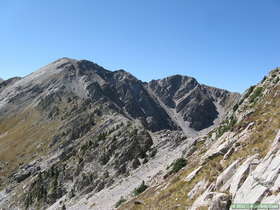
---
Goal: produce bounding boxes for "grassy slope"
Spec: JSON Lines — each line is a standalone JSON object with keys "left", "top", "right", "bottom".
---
{"left": 0, "top": 109, "right": 60, "bottom": 189}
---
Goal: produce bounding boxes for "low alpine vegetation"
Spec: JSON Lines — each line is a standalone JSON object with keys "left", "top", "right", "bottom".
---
{"left": 165, "top": 158, "right": 187, "bottom": 179}
{"left": 115, "top": 196, "right": 126, "bottom": 208}
{"left": 133, "top": 181, "right": 149, "bottom": 196}
{"left": 170, "top": 158, "right": 187, "bottom": 174}
{"left": 249, "top": 87, "right": 263, "bottom": 103}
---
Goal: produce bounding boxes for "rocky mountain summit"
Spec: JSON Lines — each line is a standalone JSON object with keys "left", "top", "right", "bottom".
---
{"left": 148, "top": 75, "right": 238, "bottom": 133}
{"left": 4, "top": 57, "right": 275, "bottom": 210}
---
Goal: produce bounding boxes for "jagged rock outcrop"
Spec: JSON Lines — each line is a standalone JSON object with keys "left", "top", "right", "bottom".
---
{"left": 232, "top": 130, "right": 280, "bottom": 206}
{"left": 148, "top": 75, "right": 239, "bottom": 132}
{"left": 0, "top": 77, "right": 21, "bottom": 95}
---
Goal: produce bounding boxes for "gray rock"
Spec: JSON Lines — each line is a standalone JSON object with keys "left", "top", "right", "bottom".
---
{"left": 12, "top": 162, "right": 41, "bottom": 183}
{"left": 13, "top": 171, "right": 31, "bottom": 183}
{"left": 223, "top": 147, "right": 235, "bottom": 160}
{"left": 215, "top": 159, "right": 241, "bottom": 190}
{"left": 132, "top": 158, "right": 141, "bottom": 169}
{"left": 203, "top": 132, "right": 236, "bottom": 161}
{"left": 209, "top": 192, "right": 231, "bottom": 210}
{"left": 185, "top": 166, "right": 202, "bottom": 182}
{"left": 233, "top": 149, "right": 280, "bottom": 205}
{"left": 188, "top": 179, "right": 209, "bottom": 199}
{"left": 229, "top": 154, "right": 259, "bottom": 198}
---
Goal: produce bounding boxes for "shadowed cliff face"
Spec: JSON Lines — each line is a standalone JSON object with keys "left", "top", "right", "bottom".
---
{"left": 148, "top": 75, "right": 239, "bottom": 131}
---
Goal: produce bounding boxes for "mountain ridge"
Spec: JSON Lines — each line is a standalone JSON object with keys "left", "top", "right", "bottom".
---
{"left": 0, "top": 58, "right": 239, "bottom": 133}
{"left": 0, "top": 58, "right": 241, "bottom": 210}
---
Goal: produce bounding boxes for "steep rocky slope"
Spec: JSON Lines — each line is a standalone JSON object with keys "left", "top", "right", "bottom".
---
{"left": 148, "top": 75, "right": 239, "bottom": 134}
{"left": 120, "top": 68, "right": 280, "bottom": 210}
{"left": 0, "top": 58, "right": 238, "bottom": 210}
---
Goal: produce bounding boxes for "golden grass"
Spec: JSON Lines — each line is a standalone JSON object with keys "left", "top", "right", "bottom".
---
{"left": 0, "top": 109, "right": 60, "bottom": 187}
{"left": 227, "top": 85, "right": 280, "bottom": 164}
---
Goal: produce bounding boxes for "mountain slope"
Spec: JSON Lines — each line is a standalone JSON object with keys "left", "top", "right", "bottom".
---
{"left": 0, "top": 58, "right": 239, "bottom": 210}
{"left": 0, "top": 58, "right": 176, "bottom": 131}
{"left": 148, "top": 75, "right": 239, "bottom": 134}
{"left": 120, "top": 68, "right": 280, "bottom": 210}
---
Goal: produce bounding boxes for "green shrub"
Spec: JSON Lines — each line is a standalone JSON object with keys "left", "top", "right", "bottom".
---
{"left": 229, "top": 117, "right": 237, "bottom": 128}
{"left": 249, "top": 87, "right": 263, "bottom": 103}
{"left": 170, "top": 158, "right": 187, "bottom": 174}
{"left": 233, "top": 104, "right": 239, "bottom": 112}
{"left": 133, "top": 181, "right": 148, "bottom": 196}
{"left": 239, "top": 85, "right": 255, "bottom": 105}
{"left": 115, "top": 196, "right": 126, "bottom": 208}
{"left": 246, "top": 86, "right": 255, "bottom": 98}
{"left": 217, "top": 125, "right": 229, "bottom": 138}
{"left": 216, "top": 116, "right": 237, "bottom": 138}
{"left": 97, "top": 132, "right": 107, "bottom": 141}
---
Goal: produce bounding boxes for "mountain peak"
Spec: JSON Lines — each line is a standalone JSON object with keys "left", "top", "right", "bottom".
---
{"left": 52, "top": 57, "right": 77, "bottom": 63}
{"left": 165, "top": 74, "right": 196, "bottom": 80}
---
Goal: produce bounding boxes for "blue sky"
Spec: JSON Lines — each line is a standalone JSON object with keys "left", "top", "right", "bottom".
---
{"left": 1, "top": 0, "right": 280, "bottom": 92}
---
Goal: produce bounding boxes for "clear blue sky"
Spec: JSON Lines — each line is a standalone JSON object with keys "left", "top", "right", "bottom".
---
{"left": 1, "top": 0, "right": 280, "bottom": 92}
